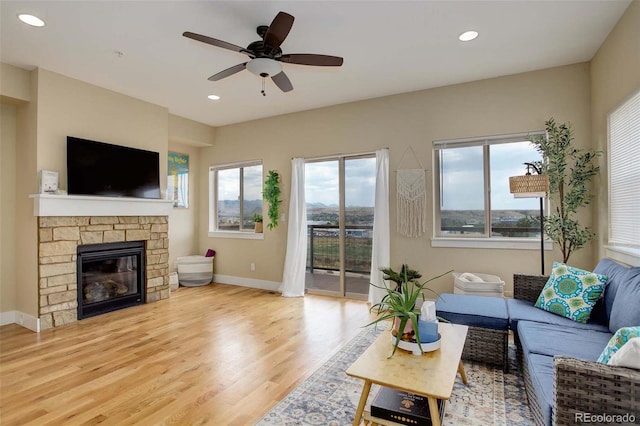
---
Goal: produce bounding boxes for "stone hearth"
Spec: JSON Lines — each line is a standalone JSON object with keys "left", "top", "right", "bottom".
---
{"left": 38, "top": 216, "right": 169, "bottom": 329}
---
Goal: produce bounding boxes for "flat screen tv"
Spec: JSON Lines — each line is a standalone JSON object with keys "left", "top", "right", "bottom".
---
{"left": 67, "top": 136, "right": 161, "bottom": 199}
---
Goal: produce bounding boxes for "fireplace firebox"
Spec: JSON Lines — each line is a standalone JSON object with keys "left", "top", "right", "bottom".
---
{"left": 77, "top": 241, "right": 146, "bottom": 319}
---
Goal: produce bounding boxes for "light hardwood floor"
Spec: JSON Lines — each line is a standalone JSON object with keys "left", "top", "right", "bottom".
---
{"left": 0, "top": 284, "right": 374, "bottom": 425}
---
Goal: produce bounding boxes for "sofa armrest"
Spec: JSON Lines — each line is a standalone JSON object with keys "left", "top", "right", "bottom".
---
{"left": 554, "top": 356, "right": 640, "bottom": 425}
{"left": 513, "top": 274, "right": 548, "bottom": 303}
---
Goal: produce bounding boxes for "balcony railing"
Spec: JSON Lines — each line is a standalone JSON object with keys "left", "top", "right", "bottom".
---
{"left": 307, "top": 225, "right": 373, "bottom": 275}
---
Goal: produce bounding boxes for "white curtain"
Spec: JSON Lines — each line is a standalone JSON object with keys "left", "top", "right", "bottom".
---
{"left": 280, "top": 158, "right": 307, "bottom": 297}
{"left": 368, "top": 149, "right": 390, "bottom": 305}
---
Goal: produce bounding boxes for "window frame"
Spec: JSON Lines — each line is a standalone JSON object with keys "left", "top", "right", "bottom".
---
{"left": 208, "top": 160, "right": 264, "bottom": 240}
{"left": 605, "top": 89, "right": 640, "bottom": 266}
{"left": 431, "top": 131, "right": 553, "bottom": 250}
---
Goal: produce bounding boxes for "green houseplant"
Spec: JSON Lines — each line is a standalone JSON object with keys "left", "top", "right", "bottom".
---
{"left": 264, "top": 170, "right": 282, "bottom": 230}
{"left": 365, "top": 265, "right": 451, "bottom": 357}
{"left": 252, "top": 213, "right": 263, "bottom": 233}
{"left": 380, "top": 264, "right": 422, "bottom": 291}
{"left": 528, "top": 118, "right": 601, "bottom": 263}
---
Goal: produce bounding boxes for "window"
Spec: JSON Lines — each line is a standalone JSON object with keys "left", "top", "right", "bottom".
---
{"left": 433, "top": 133, "right": 544, "bottom": 245}
{"left": 209, "top": 161, "right": 263, "bottom": 236}
{"left": 607, "top": 89, "right": 640, "bottom": 262}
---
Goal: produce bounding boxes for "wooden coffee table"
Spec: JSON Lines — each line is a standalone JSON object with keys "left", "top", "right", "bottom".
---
{"left": 346, "top": 322, "right": 468, "bottom": 426}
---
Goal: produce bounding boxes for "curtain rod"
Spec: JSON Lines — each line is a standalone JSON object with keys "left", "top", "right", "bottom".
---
{"left": 292, "top": 148, "right": 388, "bottom": 162}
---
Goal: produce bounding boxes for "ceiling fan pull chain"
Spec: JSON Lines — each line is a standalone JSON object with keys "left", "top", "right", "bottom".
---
{"left": 261, "top": 77, "right": 266, "bottom": 96}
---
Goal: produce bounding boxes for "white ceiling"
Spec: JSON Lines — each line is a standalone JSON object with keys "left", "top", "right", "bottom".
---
{"left": 1, "top": 1, "right": 631, "bottom": 127}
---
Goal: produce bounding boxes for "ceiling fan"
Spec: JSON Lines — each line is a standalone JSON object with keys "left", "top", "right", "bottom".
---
{"left": 183, "top": 11, "right": 343, "bottom": 95}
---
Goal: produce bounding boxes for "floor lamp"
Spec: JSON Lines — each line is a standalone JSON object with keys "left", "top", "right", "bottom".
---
{"left": 509, "top": 163, "right": 550, "bottom": 275}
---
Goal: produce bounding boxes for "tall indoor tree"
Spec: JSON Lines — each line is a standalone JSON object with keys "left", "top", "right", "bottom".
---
{"left": 529, "top": 118, "right": 601, "bottom": 264}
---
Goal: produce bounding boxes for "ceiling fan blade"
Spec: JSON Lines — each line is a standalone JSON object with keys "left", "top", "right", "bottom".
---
{"left": 280, "top": 54, "right": 343, "bottom": 67}
{"left": 208, "top": 63, "right": 247, "bottom": 81}
{"left": 183, "top": 31, "right": 245, "bottom": 54}
{"left": 263, "top": 12, "right": 294, "bottom": 51}
{"left": 271, "top": 71, "right": 293, "bottom": 92}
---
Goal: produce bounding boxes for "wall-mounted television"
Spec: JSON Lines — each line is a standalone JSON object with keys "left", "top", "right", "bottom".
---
{"left": 67, "top": 136, "right": 161, "bottom": 199}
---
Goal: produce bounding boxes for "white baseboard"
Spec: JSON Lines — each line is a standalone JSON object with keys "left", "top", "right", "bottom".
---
{"left": 213, "top": 274, "right": 281, "bottom": 292}
{"left": 0, "top": 310, "right": 16, "bottom": 326}
{"left": 0, "top": 310, "right": 40, "bottom": 332}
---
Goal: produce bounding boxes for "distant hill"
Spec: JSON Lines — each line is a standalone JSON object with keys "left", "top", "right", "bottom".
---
{"left": 218, "top": 199, "right": 263, "bottom": 217}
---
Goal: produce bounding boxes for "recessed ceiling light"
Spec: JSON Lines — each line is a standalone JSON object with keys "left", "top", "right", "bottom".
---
{"left": 18, "top": 13, "right": 45, "bottom": 27}
{"left": 459, "top": 30, "right": 478, "bottom": 42}
{"left": 207, "top": 94, "right": 220, "bottom": 101}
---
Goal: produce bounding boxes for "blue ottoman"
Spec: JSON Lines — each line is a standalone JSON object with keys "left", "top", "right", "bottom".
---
{"left": 436, "top": 293, "right": 509, "bottom": 371}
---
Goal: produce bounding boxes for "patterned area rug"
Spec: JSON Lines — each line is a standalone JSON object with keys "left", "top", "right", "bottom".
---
{"left": 256, "top": 326, "right": 534, "bottom": 426}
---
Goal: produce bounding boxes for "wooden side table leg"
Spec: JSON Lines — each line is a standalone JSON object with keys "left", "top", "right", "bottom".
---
{"left": 427, "top": 396, "right": 441, "bottom": 426}
{"left": 458, "top": 360, "right": 468, "bottom": 385}
{"left": 352, "top": 379, "right": 372, "bottom": 426}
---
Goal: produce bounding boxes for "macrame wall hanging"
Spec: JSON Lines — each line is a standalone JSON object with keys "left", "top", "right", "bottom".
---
{"left": 396, "top": 147, "right": 427, "bottom": 238}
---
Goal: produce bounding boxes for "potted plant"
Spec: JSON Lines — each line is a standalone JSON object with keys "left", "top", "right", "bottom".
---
{"left": 365, "top": 265, "right": 451, "bottom": 357}
{"left": 380, "top": 264, "right": 422, "bottom": 292}
{"left": 252, "top": 213, "right": 263, "bottom": 233}
{"left": 528, "top": 118, "right": 601, "bottom": 263}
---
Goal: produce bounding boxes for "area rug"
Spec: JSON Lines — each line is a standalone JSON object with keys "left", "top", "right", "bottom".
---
{"left": 256, "top": 326, "right": 534, "bottom": 425}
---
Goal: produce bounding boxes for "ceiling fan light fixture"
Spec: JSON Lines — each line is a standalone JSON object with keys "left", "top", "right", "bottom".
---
{"left": 18, "top": 13, "right": 45, "bottom": 27}
{"left": 459, "top": 30, "right": 479, "bottom": 42}
{"left": 246, "top": 58, "right": 282, "bottom": 78}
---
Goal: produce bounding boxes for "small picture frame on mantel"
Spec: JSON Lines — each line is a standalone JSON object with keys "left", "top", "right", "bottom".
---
{"left": 39, "top": 170, "right": 59, "bottom": 194}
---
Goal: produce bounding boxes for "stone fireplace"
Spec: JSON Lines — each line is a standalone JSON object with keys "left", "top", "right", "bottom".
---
{"left": 33, "top": 194, "right": 173, "bottom": 330}
{"left": 77, "top": 240, "right": 146, "bottom": 319}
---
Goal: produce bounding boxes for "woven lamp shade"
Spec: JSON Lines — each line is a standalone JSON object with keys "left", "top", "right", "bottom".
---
{"left": 509, "top": 174, "right": 549, "bottom": 198}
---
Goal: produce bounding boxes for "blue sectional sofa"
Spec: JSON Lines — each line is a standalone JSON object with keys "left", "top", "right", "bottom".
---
{"left": 436, "top": 259, "right": 640, "bottom": 426}
{"left": 511, "top": 259, "right": 640, "bottom": 426}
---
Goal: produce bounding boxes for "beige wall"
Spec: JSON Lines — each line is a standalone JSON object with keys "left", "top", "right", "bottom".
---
{"left": 1, "top": 104, "right": 18, "bottom": 313}
{"left": 590, "top": 0, "right": 640, "bottom": 263}
{"left": 169, "top": 114, "right": 215, "bottom": 148}
{"left": 1, "top": 63, "right": 31, "bottom": 103}
{"left": 202, "top": 63, "right": 594, "bottom": 295}
{"left": 35, "top": 69, "right": 169, "bottom": 191}
{"left": 168, "top": 141, "right": 202, "bottom": 272}
{"left": 15, "top": 69, "right": 39, "bottom": 317}
{"left": 168, "top": 115, "right": 213, "bottom": 270}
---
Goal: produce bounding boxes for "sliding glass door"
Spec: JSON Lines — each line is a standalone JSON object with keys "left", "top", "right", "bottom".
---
{"left": 304, "top": 155, "right": 375, "bottom": 299}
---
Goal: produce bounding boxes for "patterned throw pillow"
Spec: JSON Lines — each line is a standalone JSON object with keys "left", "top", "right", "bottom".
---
{"left": 534, "top": 262, "right": 607, "bottom": 323}
{"left": 597, "top": 327, "right": 640, "bottom": 364}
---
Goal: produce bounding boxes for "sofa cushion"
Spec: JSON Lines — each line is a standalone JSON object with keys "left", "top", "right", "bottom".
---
{"left": 506, "top": 298, "right": 609, "bottom": 333}
{"left": 597, "top": 326, "right": 640, "bottom": 364}
{"left": 534, "top": 262, "right": 607, "bottom": 324}
{"left": 526, "top": 353, "right": 554, "bottom": 426}
{"left": 518, "top": 321, "right": 612, "bottom": 361}
{"left": 435, "top": 293, "right": 508, "bottom": 330}
{"left": 592, "top": 258, "right": 632, "bottom": 324}
{"left": 608, "top": 267, "right": 640, "bottom": 333}
{"left": 608, "top": 338, "right": 640, "bottom": 369}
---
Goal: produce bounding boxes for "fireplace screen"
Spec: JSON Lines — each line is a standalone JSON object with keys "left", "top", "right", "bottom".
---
{"left": 77, "top": 241, "right": 145, "bottom": 319}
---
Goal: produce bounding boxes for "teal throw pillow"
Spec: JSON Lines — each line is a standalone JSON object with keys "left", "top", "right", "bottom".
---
{"left": 534, "top": 262, "right": 607, "bottom": 323}
{"left": 597, "top": 326, "right": 640, "bottom": 364}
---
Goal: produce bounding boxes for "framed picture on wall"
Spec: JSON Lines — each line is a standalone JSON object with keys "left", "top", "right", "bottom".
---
{"left": 168, "top": 152, "right": 189, "bottom": 208}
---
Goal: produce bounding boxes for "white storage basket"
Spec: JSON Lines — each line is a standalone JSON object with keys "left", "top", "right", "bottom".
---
{"left": 452, "top": 272, "right": 504, "bottom": 297}
{"left": 176, "top": 255, "right": 213, "bottom": 287}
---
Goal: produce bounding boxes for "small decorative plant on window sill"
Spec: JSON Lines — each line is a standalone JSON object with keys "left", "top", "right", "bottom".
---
{"left": 253, "top": 213, "right": 263, "bottom": 233}
{"left": 365, "top": 264, "right": 451, "bottom": 357}
{"left": 264, "top": 170, "right": 282, "bottom": 230}
{"left": 528, "top": 118, "right": 601, "bottom": 264}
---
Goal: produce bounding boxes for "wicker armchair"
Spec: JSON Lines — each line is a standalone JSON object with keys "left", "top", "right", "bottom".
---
{"left": 513, "top": 273, "right": 640, "bottom": 426}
